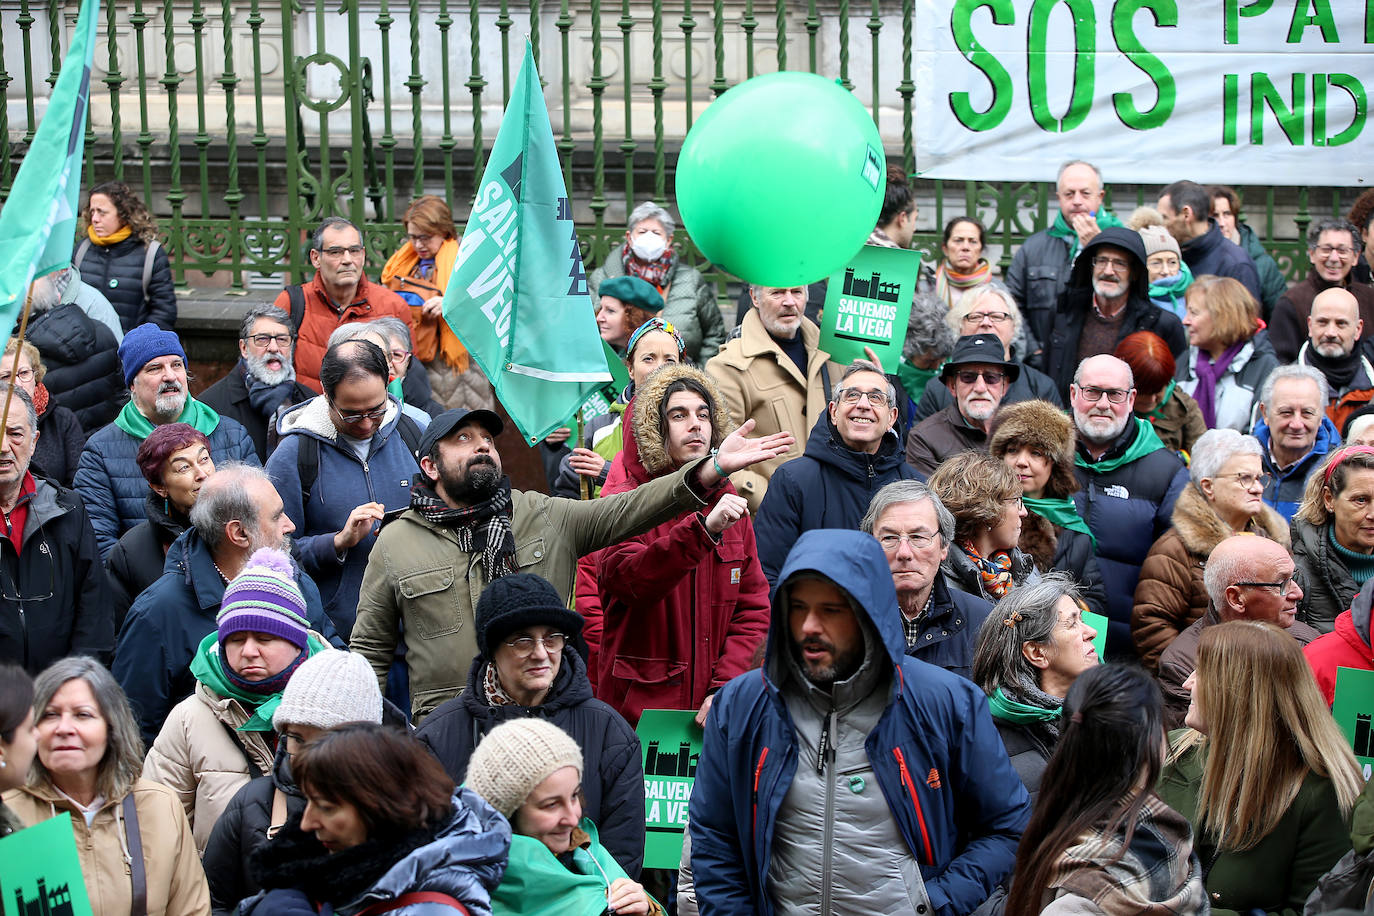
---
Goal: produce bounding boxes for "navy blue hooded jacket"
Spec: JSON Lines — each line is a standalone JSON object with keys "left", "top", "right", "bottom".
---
{"left": 754, "top": 413, "right": 922, "bottom": 585}
{"left": 1255, "top": 413, "right": 1341, "bottom": 524}
{"left": 688, "top": 530, "right": 1029, "bottom": 916}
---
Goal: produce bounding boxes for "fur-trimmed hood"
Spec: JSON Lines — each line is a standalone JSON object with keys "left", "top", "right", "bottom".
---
{"left": 628, "top": 363, "right": 734, "bottom": 478}
{"left": 1170, "top": 481, "right": 1291, "bottom": 559}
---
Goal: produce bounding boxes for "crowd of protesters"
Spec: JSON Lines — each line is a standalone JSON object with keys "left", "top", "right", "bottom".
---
{"left": 5, "top": 168, "right": 1374, "bottom": 915}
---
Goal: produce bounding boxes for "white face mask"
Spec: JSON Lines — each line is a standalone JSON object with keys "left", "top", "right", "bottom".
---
{"left": 631, "top": 231, "right": 667, "bottom": 262}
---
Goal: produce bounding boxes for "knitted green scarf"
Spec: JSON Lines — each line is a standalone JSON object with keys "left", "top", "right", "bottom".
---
{"left": 1022, "top": 495, "right": 1097, "bottom": 548}
{"left": 114, "top": 396, "right": 220, "bottom": 440}
{"left": 1148, "top": 263, "right": 1194, "bottom": 318}
{"left": 189, "top": 630, "right": 328, "bottom": 732}
{"left": 987, "top": 686, "right": 1062, "bottom": 724}
{"left": 898, "top": 360, "right": 942, "bottom": 406}
{"left": 1075, "top": 418, "right": 1166, "bottom": 475}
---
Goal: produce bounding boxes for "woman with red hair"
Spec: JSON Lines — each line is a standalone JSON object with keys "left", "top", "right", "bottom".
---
{"left": 1116, "top": 331, "right": 1206, "bottom": 457}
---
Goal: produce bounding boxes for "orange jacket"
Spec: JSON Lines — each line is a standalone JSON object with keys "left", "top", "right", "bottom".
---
{"left": 380, "top": 237, "right": 469, "bottom": 372}
{"left": 276, "top": 272, "right": 413, "bottom": 393}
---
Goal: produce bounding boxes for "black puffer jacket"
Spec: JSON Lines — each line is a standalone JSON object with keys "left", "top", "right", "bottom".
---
{"left": 993, "top": 719, "right": 1056, "bottom": 805}
{"left": 27, "top": 301, "right": 125, "bottom": 433}
{"left": 1293, "top": 517, "right": 1359, "bottom": 636}
{"left": 414, "top": 647, "right": 646, "bottom": 877}
{"left": 105, "top": 492, "right": 189, "bottom": 631}
{"left": 33, "top": 401, "right": 85, "bottom": 488}
{"left": 74, "top": 236, "right": 177, "bottom": 331}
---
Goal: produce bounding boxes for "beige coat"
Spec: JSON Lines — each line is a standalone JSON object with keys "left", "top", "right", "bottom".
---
{"left": 705, "top": 309, "right": 840, "bottom": 513}
{"left": 3, "top": 778, "right": 210, "bottom": 916}
{"left": 142, "top": 681, "right": 275, "bottom": 854}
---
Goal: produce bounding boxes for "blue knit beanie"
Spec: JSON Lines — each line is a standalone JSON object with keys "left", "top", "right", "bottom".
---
{"left": 119, "top": 322, "right": 187, "bottom": 386}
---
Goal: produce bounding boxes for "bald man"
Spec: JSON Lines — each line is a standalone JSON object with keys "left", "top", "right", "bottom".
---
{"left": 1158, "top": 536, "right": 1320, "bottom": 728}
{"left": 1299, "top": 287, "right": 1374, "bottom": 433}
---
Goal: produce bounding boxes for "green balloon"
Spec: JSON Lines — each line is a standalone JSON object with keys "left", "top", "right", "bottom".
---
{"left": 677, "top": 72, "right": 886, "bottom": 287}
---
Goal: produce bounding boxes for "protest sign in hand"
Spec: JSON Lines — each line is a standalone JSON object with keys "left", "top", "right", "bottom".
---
{"left": 819, "top": 245, "right": 921, "bottom": 367}
{"left": 0, "top": 813, "right": 95, "bottom": 916}
{"left": 1332, "top": 666, "right": 1374, "bottom": 778}
{"left": 636, "top": 709, "right": 705, "bottom": 869}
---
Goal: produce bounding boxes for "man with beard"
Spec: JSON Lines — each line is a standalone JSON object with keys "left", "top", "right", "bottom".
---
{"left": 688, "top": 529, "right": 1029, "bottom": 915}
{"left": 1039, "top": 226, "right": 1187, "bottom": 398}
{"left": 113, "top": 464, "right": 342, "bottom": 746}
{"left": 1070, "top": 354, "right": 1188, "bottom": 657}
{"left": 75, "top": 322, "right": 259, "bottom": 557}
{"left": 265, "top": 339, "right": 424, "bottom": 639}
{"left": 199, "top": 305, "right": 316, "bottom": 461}
{"left": 905, "top": 335, "right": 1014, "bottom": 475}
{"left": 1296, "top": 288, "right": 1374, "bottom": 432}
{"left": 351, "top": 403, "right": 795, "bottom": 722}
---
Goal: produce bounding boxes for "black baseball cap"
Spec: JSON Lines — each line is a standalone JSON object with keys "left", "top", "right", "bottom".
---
{"left": 416, "top": 407, "right": 505, "bottom": 459}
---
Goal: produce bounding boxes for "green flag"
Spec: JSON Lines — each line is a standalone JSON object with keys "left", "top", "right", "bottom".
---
{"left": 443, "top": 42, "right": 611, "bottom": 443}
{"left": 0, "top": 0, "right": 99, "bottom": 331}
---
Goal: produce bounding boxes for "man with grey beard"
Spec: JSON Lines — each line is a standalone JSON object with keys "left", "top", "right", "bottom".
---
{"left": 1069, "top": 354, "right": 1188, "bottom": 658}
{"left": 1296, "top": 287, "right": 1374, "bottom": 433}
{"left": 199, "top": 304, "right": 316, "bottom": 461}
{"left": 74, "top": 322, "right": 259, "bottom": 557}
{"left": 904, "top": 334, "right": 1015, "bottom": 475}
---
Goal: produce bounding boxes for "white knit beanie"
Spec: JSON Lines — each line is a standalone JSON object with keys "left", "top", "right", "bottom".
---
{"left": 464, "top": 719, "right": 584, "bottom": 817}
{"left": 272, "top": 650, "right": 383, "bottom": 731}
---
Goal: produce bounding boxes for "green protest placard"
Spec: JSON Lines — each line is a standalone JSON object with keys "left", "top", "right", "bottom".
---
{"left": 818, "top": 245, "right": 921, "bottom": 366}
{"left": 0, "top": 812, "right": 95, "bottom": 916}
{"left": 636, "top": 708, "right": 702, "bottom": 869}
{"left": 1332, "top": 666, "right": 1374, "bottom": 776}
{"left": 1082, "top": 610, "right": 1108, "bottom": 662}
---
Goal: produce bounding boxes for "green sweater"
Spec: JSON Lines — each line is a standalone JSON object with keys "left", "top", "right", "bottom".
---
{"left": 1157, "top": 737, "right": 1352, "bottom": 916}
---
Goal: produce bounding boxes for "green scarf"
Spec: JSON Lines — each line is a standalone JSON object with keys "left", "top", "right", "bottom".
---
{"left": 1022, "top": 495, "right": 1096, "bottom": 548}
{"left": 387, "top": 377, "right": 405, "bottom": 403}
{"left": 1147, "top": 263, "right": 1194, "bottom": 318}
{"left": 987, "top": 686, "right": 1062, "bottom": 724}
{"left": 189, "top": 630, "right": 327, "bottom": 732}
{"left": 114, "top": 396, "right": 221, "bottom": 440}
{"left": 1146, "top": 379, "right": 1178, "bottom": 421}
{"left": 489, "top": 818, "right": 655, "bottom": 916}
{"left": 1075, "top": 417, "right": 1165, "bottom": 475}
{"left": 898, "top": 360, "right": 942, "bottom": 405}
{"left": 1045, "top": 209, "right": 1124, "bottom": 260}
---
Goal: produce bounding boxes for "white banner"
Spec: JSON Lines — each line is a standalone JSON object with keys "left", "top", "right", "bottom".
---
{"left": 915, "top": 0, "right": 1372, "bottom": 185}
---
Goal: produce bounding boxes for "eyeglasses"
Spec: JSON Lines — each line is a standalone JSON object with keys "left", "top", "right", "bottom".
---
{"left": 320, "top": 245, "right": 365, "bottom": 258}
{"left": 406, "top": 233, "right": 438, "bottom": 244}
{"left": 503, "top": 633, "right": 567, "bottom": 656}
{"left": 962, "top": 311, "right": 1011, "bottom": 325}
{"left": 1076, "top": 385, "right": 1132, "bottom": 404}
{"left": 1312, "top": 244, "right": 1356, "bottom": 259}
{"left": 955, "top": 369, "right": 1007, "bottom": 386}
{"left": 0, "top": 367, "right": 35, "bottom": 383}
{"left": 1091, "top": 255, "right": 1130, "bottom": 271}
{"left": 877, "top": 531, "right": 937, "bottom": 552}
{"left": 835, "top": 387, "right": 890, "bottom": 407}
{"left": 1215, "top": 471, "right": 1271, "bottom": 490}
{"left": 389, "top": 349, "right": 411, "bottom": 363}
{"left": 246, "top": 333, "right": 292, "bottom": 348}
{"left": 330, "top": 402, "right": 387, "bottom": 424}
{"left": 1234, "top": 576, "right": 1299, "bottom": 594}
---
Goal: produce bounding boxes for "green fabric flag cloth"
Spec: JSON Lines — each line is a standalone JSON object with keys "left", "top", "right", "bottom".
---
{"left": 489, "top": 818, "right": 657, "bottom": 916}
{"left": 1022, "top": 495, "right": 1096, "bottom": 548}
{"left": 1148, "top": 263, "right": 1194, "bottom": 318}
{"left": 114, "top": 396, "right": 221, "bottom": 440}
{"left": 0, "top": 0, "right": 98, "bottom": 332}
{"left": 387, "top": 377, "right": 405, "bottom": 402}
{"left": 897, "top": 360, "right": 941, "bottom": 406}
{"left": 987, "top": 687, "right": 1062, "bottom": 725}
{"left": 1075, "top": 417, "right": 1166, "bottom": 475}
{"left": 188, "top": 630, "right": 328, "bottom": 733}
{"left": 1044, "top": 209, "right": 1125, "bottom": 261}
{"left": 441, "top": 42, "right": 612, "bottom": 445}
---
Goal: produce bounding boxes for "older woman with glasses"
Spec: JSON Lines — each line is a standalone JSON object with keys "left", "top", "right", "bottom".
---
{"left": 928, "top": 451, "right": 1039, "bottom": 602}
{"left": 1132, "top": 429, "right": 1289, "bottom": 671}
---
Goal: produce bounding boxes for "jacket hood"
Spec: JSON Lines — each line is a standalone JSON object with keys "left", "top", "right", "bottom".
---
{"left": 802, "top": 410, "right": 904, "bottom": 480}
{"left": 1169, "top": 481, "right": 1291, "bottom": 557}
{"left": 1252, "top": 413, "right": 1342, "bottom": 466}
{"left": 276, "top": 393, "right": 403, "bottom": 446}
{"left": 1068, "top": 226, "right": 1150, "bottom": 301}
{"left": 764, "top": 529, "right": 904, "bottom": 685}
{"left": 627, "top": 364, "right": 734, "bottom": 478}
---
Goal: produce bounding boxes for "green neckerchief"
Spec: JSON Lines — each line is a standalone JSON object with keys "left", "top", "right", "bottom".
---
{"left": 1075, "top": 417, "right": 1165, "bottom": 475}
{"left": 898, "top": 360, "right": 942, "bottom": 406}
{"left": 1148, "top": 263, "right": 1194, "bottom": 318}
{"left": 488, "top": 817, "right": 658, "bottom": 916}
{"left": 387, "top": 377, "right": 405, "bottom": 403}
{"left": 1146, "top": 379, "right": 1178, "bottom": 421}
{"left": 987, "top": 686, "right": 1062, "bottom": 725}
{"left": 189, "top": 630, "right": 327, "bottom": 732}
{"left": 1022, "top": 495, "right": 1096, "bottom": 548}
{"left": 114, "top": 396, "right": 220, "bottom": 440}
{"left": 1045, "top": 209, "right": 1125, "bottom": 260}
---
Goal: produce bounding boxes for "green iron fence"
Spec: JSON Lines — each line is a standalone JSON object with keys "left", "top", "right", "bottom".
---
{"left": 0, "top": 0, "right": 1362, "bottom": 293}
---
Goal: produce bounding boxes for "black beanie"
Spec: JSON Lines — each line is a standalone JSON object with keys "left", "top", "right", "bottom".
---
{"left": 475, "top": 573, "right": 585, "bottom": 659}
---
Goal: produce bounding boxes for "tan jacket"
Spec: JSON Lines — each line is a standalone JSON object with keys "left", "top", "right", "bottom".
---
{"left": 3, "top": 778, "right": 210, "bottom": 916}
{"left": 705, "top": 310, "right": 840, "bottom": 513}
{"left": 352, "top": 458, "right": 712, "bottom": 721}
{"left": 142, "top": 681, "right": 276, "bottom": 854}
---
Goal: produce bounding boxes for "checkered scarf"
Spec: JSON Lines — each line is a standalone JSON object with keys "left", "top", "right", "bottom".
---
{"left": 409, "top": 475, "right": 518, "bottom": 580}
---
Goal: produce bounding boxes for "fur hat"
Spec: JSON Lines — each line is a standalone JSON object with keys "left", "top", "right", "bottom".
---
{"left": 989, "top": 400, "right": 1081, "bottom": 499}
{"left": 464, "top": 719, "right": 584, "bottom": 817}
{"left": 632, "top": 364, "right": 734, "bottom": 477}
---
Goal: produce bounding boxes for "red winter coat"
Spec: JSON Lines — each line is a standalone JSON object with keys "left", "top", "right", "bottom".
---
{"left": 1304, "top": 607, "right": 1374, "bottom": 706}
{"left": 588, "top": 369, "right": 771, "bottom": 726}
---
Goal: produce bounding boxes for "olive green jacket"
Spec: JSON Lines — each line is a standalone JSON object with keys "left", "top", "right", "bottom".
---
{"left": 351, "top": 458, "right": 713, "bottom": 721}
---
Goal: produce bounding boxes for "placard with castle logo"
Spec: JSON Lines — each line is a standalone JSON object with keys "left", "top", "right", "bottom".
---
{"left": 819, "top": 244, "right": 922, "bottom": 365}
{"left": 0, "top": 814, "right": 94, "bottom": 916}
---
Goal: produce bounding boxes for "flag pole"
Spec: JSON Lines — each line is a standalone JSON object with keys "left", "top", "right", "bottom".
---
{"left": 576, "top": 409, "right": 589, "bottom": 500}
